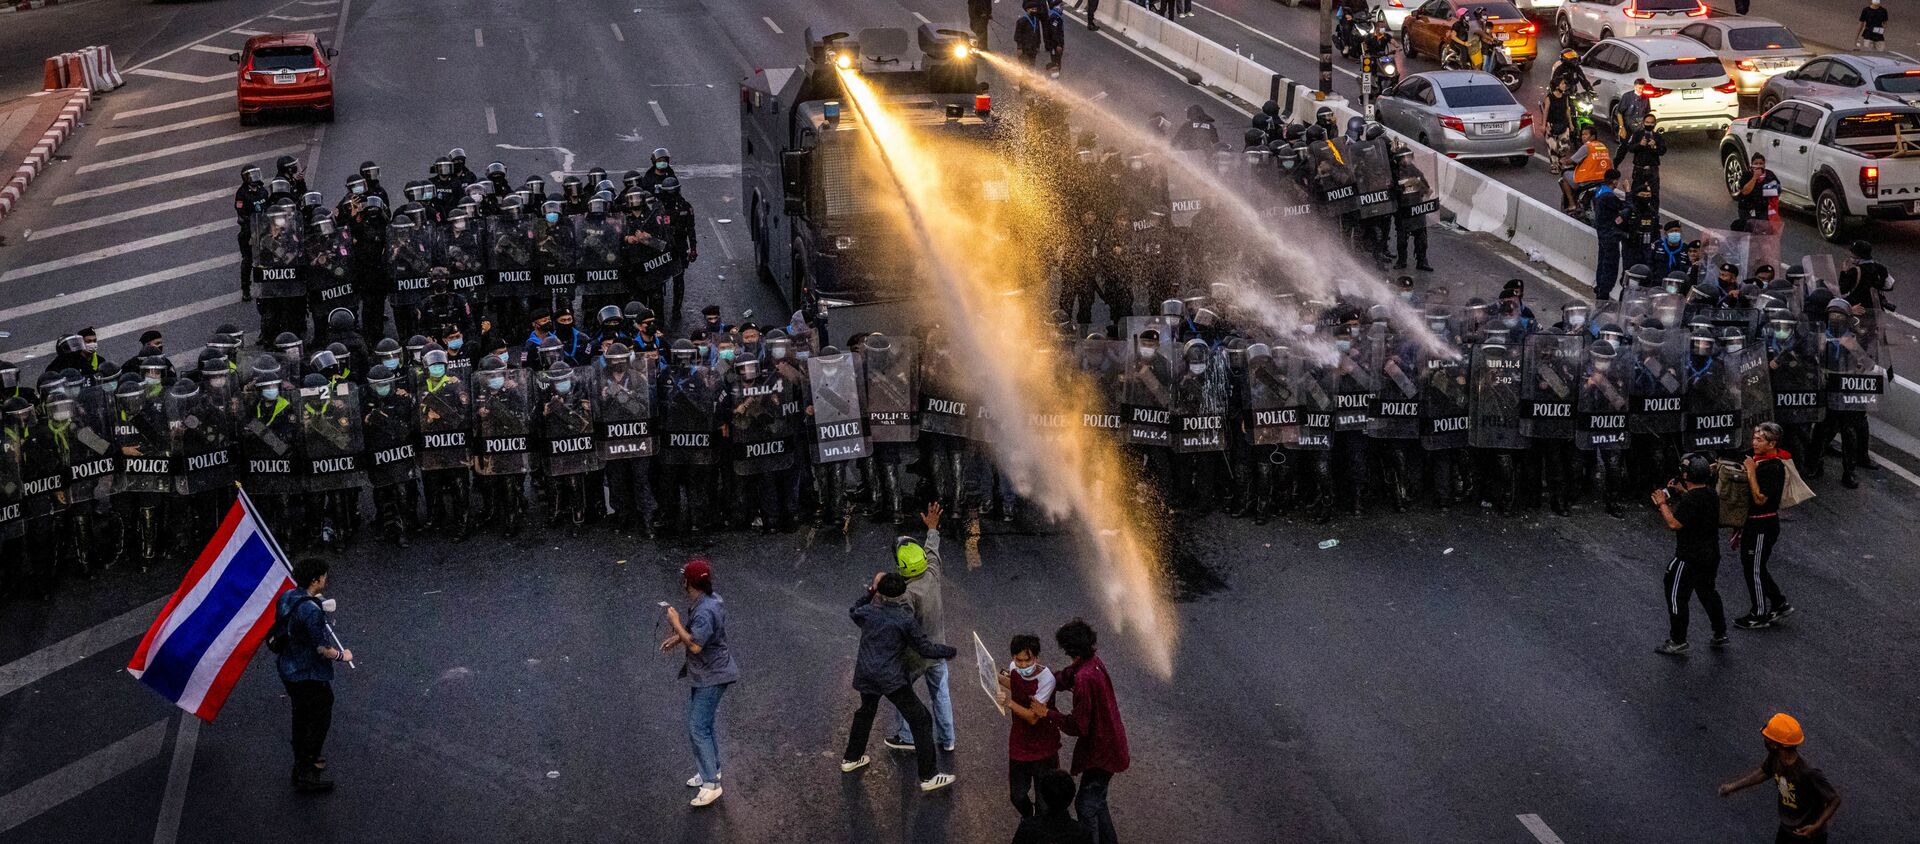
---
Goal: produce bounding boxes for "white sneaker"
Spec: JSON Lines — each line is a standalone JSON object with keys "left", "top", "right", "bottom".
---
{"left": 840, "top": 755, "right": 870, "bottom": 773}
{"left": 690, "top": 784, "right": 723, "bottom": 807}
{"left": 686, "top": 772, "right": 720, "bottom": 788}
{"left": 919, "top": 773, "right": 957, "bottom": 792}
{"left": 941, "top": 742, "right": 955, "bottom": 752}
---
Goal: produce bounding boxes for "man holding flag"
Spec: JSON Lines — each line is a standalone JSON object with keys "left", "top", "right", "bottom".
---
{"left": 277, "top": 558, "right": 352, "bottom": 792}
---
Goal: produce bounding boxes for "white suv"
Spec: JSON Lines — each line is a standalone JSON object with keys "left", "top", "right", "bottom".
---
{"left": 1581, "top": 36, "right": 1739, "bottom": 133}
{"left": 1557, "top": 0, "right": 1707, "bottom": 47}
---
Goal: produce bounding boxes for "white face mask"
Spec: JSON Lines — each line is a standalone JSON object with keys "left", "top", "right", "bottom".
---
{"left": 1013, "top": 663, "right": 1040, "bottom": 679}
{"left": 84, "top": 341, "right": 98, "bottom": 352}
{"left": 771, "top": 347, "right": 787, "bottom": 360}
{"left": 1188, "top": 363, "right": 1207, "bottom": 375}
{"left": 1137, "top": 345, "right": 1156, "bottom": 360}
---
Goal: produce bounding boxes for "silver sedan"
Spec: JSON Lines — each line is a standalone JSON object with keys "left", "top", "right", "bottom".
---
{"left": 1675, "top": 18, "right": 1813, "bottom": 98}
{"left": 1758, "top": 53, "right": 1920, "bottom": 110}
{"left": 1375, "top": 70, "right": 1535, "bottom": 164}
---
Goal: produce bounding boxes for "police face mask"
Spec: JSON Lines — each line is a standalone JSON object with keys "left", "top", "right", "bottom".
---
{"left": 382, "top": 356, "right": 401, "bottom": 369}
{"left": 447, "top": 337, "right": 464, "bottom": 351}
{"left": 427, "top": 363, "right": 447, "bottom": 378}
{"left": 352, "top": 184, "right": 366, "bottom": 195}
{"left": 495, "top": 351, "right": 511, "bottom": 365}
{"left": 1773, "top": 327, "right": 1792, "bottom": 341}
{"left": 555, "top": 381, "right": 573, "bottom": 395}
{"left": 142, "top": 374, "right": 161, "bottom": 387}
{"left": 718, "top": 349, "right": 735, "bottom": 362}
{"left": 1592, "top": 359, "right": 1611, "bottom": 373}
{"left": 1568, "top": 313, "right": 1587, "bottom": 329}
{"left": 261, "top": 387, "right": 281, "bottom": 402}
{"left": 545, "top": 212, "right": 561, "bottom": 224}
{"left": 770, "top": 346, "right": 787, "bottom": 360}
{"left": 1188, "top": 362, "right": 1207, "bottom": 375}
{"left": 84, "top": 341, "right": 98, "bottom": 353}
{"left": 486, "top": 376, "right": 506, "bottom": 390}
{"left": 373, "top": 382, "right": 393, "bottom": 397}
{"left": 1334, "top": 339, "right": 1352, "bottom": 353}
{"left": 654, "top": 160, "right": 669, "bottom": 171}
{"left": 1665, "top": 232, "right": 1681, "bottom": 245}
{"left": 1137, "top": 344, "right": 1156, "bottom": 360}
{"left": 51, "top": 407, "right": 74, "bottom": 422}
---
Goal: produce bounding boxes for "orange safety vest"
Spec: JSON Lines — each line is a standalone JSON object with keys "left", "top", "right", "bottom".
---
{"left": 1573, "top": 141, "right": 1611, "bottom": 183}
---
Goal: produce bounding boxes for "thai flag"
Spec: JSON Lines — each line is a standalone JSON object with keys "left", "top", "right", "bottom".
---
{"left": 127, "top": 491, "right": 293, "bottom": 722}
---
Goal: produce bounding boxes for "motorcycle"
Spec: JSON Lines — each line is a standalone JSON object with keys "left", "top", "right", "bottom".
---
{"left": 1368, "top": 52, "right": 1399, "bottom": 96}
{"left": 1334, "top": 9, "right": 1374, "bottom": 60}
{"left": 1442, "top": 41, "right": 1524, "bottom": 92}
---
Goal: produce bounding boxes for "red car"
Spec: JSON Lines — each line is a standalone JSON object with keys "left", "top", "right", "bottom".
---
{"left": 229, "top": 33, "right": 337, "bottom": 124}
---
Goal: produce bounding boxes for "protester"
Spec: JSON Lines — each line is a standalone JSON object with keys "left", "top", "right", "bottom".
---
{"left": 1048, "top": 618, "right": 1128, "bottom": 843}
{"left": 1859, "top": 0, "right": 1889, "bottom": 51}
{"left": 1000, "top": 633, "right": 1062, "bottom": 818}
{"left": 274, "top": 557, "right": 352, "bottom": 792}
{"left": 1651, "top": 453, "right": 1729, "bottom": 656}
{"left": 1719, "top": 713, "right": 1843, "bottom": 843}
{"left": 885, "top": 503, "right": 956, "bottom": 754}
{"left": 661, "top": 558, "right": 739, "bottom": 807}
{"left": 1734, "top": 423, "right": 1794, "bottom": 630}
{"left": 842, "top": 572, "right": 959, "bottom": 793}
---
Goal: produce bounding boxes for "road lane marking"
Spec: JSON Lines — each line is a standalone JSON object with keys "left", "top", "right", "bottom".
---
{"left": 0, "top": 596, "right": 170, "bottom": 697}
{"left": 55, "top": 146, "right": 304, "bottom": 205}
{"left": 27, "top": 189, "right": 230, "bottom": 240}
{"left": 0, "top": 255, "right": 237, "bottom": 322}
{"left": 299, "top": 0, "right": 340, "bottom": 4}
{"left": 78, "top": 127, "right": 292, "bottom": 173}
{"left": 709, "top": 218, "right": 734, "bottom": 260}
{"left": 1872, "top": 453, "right": 1920, "bottom": 488}
{"left": 1194, "top": 3, "right": 1360, "bottom": 80}
{"left": 649, "top": 100, "right": 669, "bottom": 126}
{"left": 0, "top": 221, "right": 231, "bottom": 284}
{"left": 0, "top": 721, "right": 169, "bottom": 835}
{"left": 913, "top": 12, "right": 931, "bottom": 24}
{"left": 268, "top": 12, "right": 333, "bottom": 20}
{"left": 1, "top": 295, "right": 241, "bottom": 363}
{"left": 152, "top": 716, "right": 200, "bottom": 844}
{"left": 122, "top": 0, "right": 313, "bottom": 74}
{"left": 1516, "top": 814, "right": 1567, "bottom": 844}
{"left": 229, "top": 28, "right": 269, "bottom": 36}
{"left": 764, "top": 16, "right": 783, "bottom": 34}
{"left": 98, "top": 112, "right": 231, "bottom": 145}
{"left": 187, "top": 45, "right": 233, "bottom": 56}
{"left": 612, "top": 23, "right": 625, "bottom": 42}
{"left": 475, "top": 27, "right": 485, "bottom": 48}
{"left": 485, "top": 105, "right": 498, "bottom": 135}
{"left": 125, "top": 69, "right": 232, "bottom": 85}
{"left": 113, "top": 93, "right": 232, "bottom": 122}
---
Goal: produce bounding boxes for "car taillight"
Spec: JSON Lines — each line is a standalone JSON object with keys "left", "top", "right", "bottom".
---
{"left": 1713, "top": 80, "right": 1738, "bottom": 94}
{"left": 1686, "top": 1, "right": 1708, "bottom": 16}
{"left": 1635, "top": 82, "right": 1673, "bottom": 98}
{"left": 1390, "top": 0, "right": 1403, "bottom": 6}
{"left": 1521, "top": 22, "right": 1538, "bottom": 34}
{"left": 1625, "top": 3, "right": 1653, "bottom": 18}
{"left": 1441, "top": 116, "right": 1466, "bottom": 133}
{"left": 314, "top": 69, "right": 326, "bottom": 79}
{"left": 1519, "top": 114, "right": 1534, "bottom": 129}
{"left": 1861, "top": 166, "right": 1879, "bottom": 198}
{"left": 1736, "top": 59, "right": 1757, "bottom": 72}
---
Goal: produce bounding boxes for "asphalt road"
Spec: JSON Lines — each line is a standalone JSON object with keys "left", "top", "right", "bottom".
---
{"left": 2, "top": 0, "right": 1920, "bottom": 842}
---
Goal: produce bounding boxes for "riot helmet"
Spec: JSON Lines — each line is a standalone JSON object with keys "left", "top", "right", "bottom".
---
{"left": 276, "top": 155, "right": 300, "bottom": 179}
{"left": 327, "top": 307, "right": 357, "bottom": 334}
{"left": 597, "top": 304, "right": 624, "bottom": 328}
{"left": 432, "top": 156, "right": 454, "bottom": 177}
{"left": 374, "top": 337, "right": 403, "bottom": 371}
{"left": 241, "top": 165, "right": 263, "bottom": 186}
{"left": 623, "top": 169, "right": 644, "bottom": 190}
{"left": 657, "top": 176, "right": 681, "bottom": 196}
{"left": 359, "top": 160, "right": 380, "bottom": 181}
{"left": 651, "top": 147, "right": 671, "bottom": 170}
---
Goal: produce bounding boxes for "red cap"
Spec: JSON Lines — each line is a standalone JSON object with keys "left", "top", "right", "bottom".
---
{"left": 682, "top": 559, "right": 713, "bottom": 591}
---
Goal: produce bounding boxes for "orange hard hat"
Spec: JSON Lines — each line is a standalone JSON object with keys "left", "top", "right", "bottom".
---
{"left": 1762, "top": 713, "right": 1804, "bottom": 746}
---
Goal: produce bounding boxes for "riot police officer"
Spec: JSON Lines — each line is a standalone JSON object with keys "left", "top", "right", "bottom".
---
{"left": 234, "top": 166, "right": 270, "bottom": 302}
{"left": 362, "top": 364, "right": 419, "bottom": 547}
{"left": 654, "top": 177, "right": 698, "bottom": 316}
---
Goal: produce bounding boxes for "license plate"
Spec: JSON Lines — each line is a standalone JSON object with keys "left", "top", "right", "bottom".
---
{"left": 273, "top": 74, "right": 297, "bottom": 84}
{"left": 1472, "top": 122, "right": 1507, "bottom": 136}
{"left": 1496, "top": 32, "right": 1510, "bottom": 41}
{"left": 1909, "top": 199, "right": 1920, "bottom": 214}
{"left": 1682, "top": 88, "right": 1704, "bottom": 99}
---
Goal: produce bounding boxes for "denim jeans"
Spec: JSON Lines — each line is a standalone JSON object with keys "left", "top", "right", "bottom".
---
{"left": 687, "top": 682, "right": 730, "bottom": 783}
{"left": 891, "top": 660, "right": 955, "bottom": 746}
{"left": 1077, "top": 767, "right": 1119, "bottom": 843}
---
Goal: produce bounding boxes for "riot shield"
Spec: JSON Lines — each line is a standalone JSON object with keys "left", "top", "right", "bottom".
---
{"left": 1575, "top": 340, "right": 1631, "bottom": 451}
{"left": 238, "top": 391, "right": 302, "bottom": 495}
{"left": 305, "top": 227, "right": 358, "bottom": 328}
{"left": 386, "top": 219, "right": 438, "bottom": 310}
{"left": 1628, "top": 324, "right": 1686, "bottom": 434}
{"left": 473, "top": 369, "right": 533, "bottom": 475}
{"left": 1246, "top": 344, "right": 1298, "bottom": 446}
{"left": 536, "top": 215, "right": 582, "bottom": 299}
{"left": 1417, "top": 324, "right": 1470, "bottom": 451}
{"left": 300, "top": 382, "right": 366, "bottom": 491}
{"left": 363, "top": 388, "right": 420, "bottom": 488}
{"left": 598, "top": 364, "right": 656, "bottom": 461}
{"left": 1733, "top": 344, "right": 1774, "bottom": 444}
{"left": 441, "top": 217, "right": 490, "bottom": 297}
{"left": 1521, "top": 333, "right": 1582, "bottom": 440}
{"left": 1683, "top": 349, "right": 1742, "bottom": 452}
{"left": 15, "top": 421, "right": 65, "bottom": 523}
{"left": 1120, "top": 342, "right": 1174, "bottom": 447}
{"left": 53, "top": 387, "right": 117, "bottom": 503}
{"left": 250, "top": 208, "right": 306, "bottom": 299}
{"left": 1392, "top": 145, "right": 1438, "bottom": 224}
{"left": 861, "top": 337, "right": 919, "bottom": 444}
{"left": 623, "top": 210, "right": 680, "bottom": 294}
{"left": 918, "top": 336, "right": 972, "bottom": 438}
{"left": 1330, "top": 338, "right": 1377, "bottom": 432}
{"left": 488, "top": 216, "right": 539, "bottom": 298}
{"left": 416, "top": 377, "right": 473, "bottom": 472}
{"left": 1800, "top": 253, "right": 1840, "bottom": 299}
{"left": 576, "top": 213, "right": 629, "bottom": 296}
{"left": 1766, "top": 319, "right": 1825, "bottom": 425}
{"left": 112, "top": 390, "right": 174, "bottom": 494}
{"left": 1700, "top": 228, "right": 1752, "bottom": 281}
{"left": 1621, "top": 289, "right": 1685, "bottom": 333}
{"left": 0, "top": 438, "right": 20, "bottom": 543}
{"left": 660, "top": 361, "right": 723, "bottom": 466}
{"left": 807, "top": 351, "right": 871, "bottom": 463}
{"left": 1075, "top": 337, "right": 1126, "bottom": 436}
{"left": 540, "top": 367, "right": 600, "bottom": 477}
{"left": 1286, "top": 350, "right": 1333, "bottom": 451}
{"left": 1350, "top": 136, "right": 1396, "bottom": 220}
{"left": 1822, "top": 313, "right": 1889, "bottom": 411}
{"left": 168, "top": 385, "right": 237, "bottom": 495}
{"left": 1170, "top": 344, "right": 1228, "bottom": 453}
{"left": 1468, "top": 341, "right": 1527, "bottom": 450}
{"left": 1308, "top": 138, "right": 1361, "bottom": 216}
{"left": 1367, "top": 329, "right": 1422, "bottom": 441}
{"left": 730, "top": 370, "right": 798, "bottom": 475}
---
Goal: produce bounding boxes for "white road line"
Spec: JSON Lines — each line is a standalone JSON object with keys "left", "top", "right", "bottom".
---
{"left": 763, "top": 16, "right": 783, "bottom": 34}
{"left": 27, "top": 189, "right": 230, "bottom": 241}
{"left": 78, "top": 126, "right": 292, "bottom": 174}
{"left": 1194, "top": 3, "right": 1360, "bottom": 80}
{"left": 475, "top": 27, "right": 485, "bottom": 48}
{"left": 1516, "top": 814, "right": 1568, "bottom": 844}
{"left": 125, "top": 68, "right": 232, "bottom": 85}
{"left": 485, "top": 105, "right": 498, "bottom": 135}
{"left": 1495, "top": 250, "right": 1586, "bottom": 301}
{"left": 913, "top": 12, "right": 931, "bottom": 24}
{"left": 230, "top": 28, "right": 270, "bottom": 37}
{"left": 0, "top": 254, "right": 237, "bottom": 322}
{"left": 709, "top": 218, "right": 734, "bottom": 260}
{"left": 1872, "top": 451, "right": 1920, "bottom": 488}
{"left": 299, "top": 0, "right": 341, "bottom": 5}
{"left": 187, "top": 44, "right": 233, "bottom": 56}
{"left": 113, "top": 92, "right": 231, "bottom": 122}
{"left": 98, "top": 112, "right": 232, "bottom": 146}
{"left": 649, "top": 100, "right": 670, "bottom": 126}
{"left": 0, "top": 221, "right": 230, "bottom": 284}
{"left": 2, "top": 295, "right": 240, "bottom": 362}
{"left": 0, "top": 721, "right": 169, "bottom": 835}
{"left": 611, "top": 22, "right": 625, "bottom": 42}
{"left": 0, "top": 596, "right": 170, "bottom": 697}
{"left": 151, "top": 717, "right": 199, "bottom": 844}
{"left": 122, "top": 0, "right": 308, "bottom": 74}
{"left": 55, "top": 146, "right": 303, "bottom": 205}
{"left": 268, "top": 12, "right": 333, "bottom": 21}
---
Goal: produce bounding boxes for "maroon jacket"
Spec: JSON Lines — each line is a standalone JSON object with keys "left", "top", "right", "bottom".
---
{"left": 1048, "top": 653, "right": 1130, "bottom": 775}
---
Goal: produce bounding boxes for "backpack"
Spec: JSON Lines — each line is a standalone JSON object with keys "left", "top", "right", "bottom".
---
{"left": 266, "top": 593, "right": 319, "bottom": 655}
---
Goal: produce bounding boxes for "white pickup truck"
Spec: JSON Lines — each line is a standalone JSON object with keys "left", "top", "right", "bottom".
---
{"left": 1719, "top": 95, "right": 1920, "bottom": 242}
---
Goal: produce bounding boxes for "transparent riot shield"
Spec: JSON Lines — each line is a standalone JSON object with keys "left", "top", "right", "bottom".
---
{"left": 1521, "top": 333, "right": 1582, "bottom": 441}
{"left": 1075, "top": 337, "right": 1125, "bottom": 437}
{"left": 441, "top": 217, "right": 490, "bottom": 297}
{"left": 536, "top": 214, "right": 583, "bottom": 300}
{"left": 1732, "top": 344, "right": 1774, "bottom": 444}
{"left": 623, "top": 208, "right": 680, "bottom": 294}
{"left": 305, "top": 226, "right": 358, "bottom": 329}
{"left": 54, "top": 388, "right": 117, "bottom": 503}
{"left": 1367, "top": 328, "right": 1422, "bottom": 441}
{"left": 251, "top": 207, "right": 306, "bottom": 299}
{"left": 386, "top": 219, "right": 438, "bottom": 311}
{"left": 1286, "top": 350, "right": 1334, "bottom": 451}
{"left": 1120, "top": 340, "right": 1174, "bottom": 448}
{"left": 1766, "top": 319, "right": 1826, "bottom": 425}
{"left": 1576, "top": 340, "right": 1631, "bottom": 451}
{"left": 1170, "top": 342, "right": 1228, "bottom": 453}
{"left": 300, "top": 381, "right": 366, "bottom": 491}
{"left": 807, "top": 351, "right": 871, "bottom": 463}
{"left": 363, "top": 386, "right": 420, "bottom": 488}
{"left": 238, "top": 388, "right": 302, "bottom": 495}
{"left": 1822, "top": 312, "right": 1889, "bottom": 411}
{"left": 1392, "top": 144, "right": 1438, "bottom": 224}
{"left": 1628, "top": 323, "right": 1686, "bottom": 434}
{"left": 1800, "top": 253, "right": 1840, "bottom": 300}
{"left": 1683, "top": 349, "right": 1742, "bottom": 452}
{"left": 1246, "top": 343, "right": 1298, "bottom": 446}
{"left": 0, "top": 438, "right": 20, "bottom": 543}
{"left": 1417, "top": 317, "right": 1470, "bottom": 451}
{"left": 730, "top": 369, "right": 798, "bottom": 475}
{"left": 112, "top": 389, "right": 174, "bottom": 494}
{"left": 473, "top": 369, "right": 533, "bottom": 476}
{"left": 15, "top": 418, "right": 65, "bottom": 524}
{"left": 1468, "top": 341, "right": 1527, "bottom": 450}
{"left": 1308, "top": 138, "right": 1361, "bottom": 216}
{"left": 1330, "top": 337, "right": 1377, "bottom": 432}
{"left": 577, "top": 213, "right": 629, "bottom": 297}
{"left": 861, "top": 336, "right": 919, "bottom": 444}
{"left": 598, "top": 363, "right": 656, "bottom": 461}
{"left": 660, "top": 360, "right": 723, "bottom": 466}
{"left": 1700, "top": 228, "right": 1753, "bottom": 282}
{"left": 540, "top": 367, "right": 600, "bottom": 477}
{"left": 416, "top": 376, "right": 473, "bottom": 472}
{"left": 1350, "top": 136, "right": 1396, "bottom": 220}
{"left": 168, "top": 383, "right": 237, "bottom": 495}
{"left": 918, "top": 335, "right": 972, "bottom": 438}
{"left": 1621, "top": 290, "right": 1685, "bottom": 333}
{"left": 489, "top": 216, "right": 539, "bottom": 298}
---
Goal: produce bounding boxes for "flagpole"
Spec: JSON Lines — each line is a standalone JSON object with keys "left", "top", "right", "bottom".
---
{"left": 236, "top": 482, "right": 356, "bottom": 669}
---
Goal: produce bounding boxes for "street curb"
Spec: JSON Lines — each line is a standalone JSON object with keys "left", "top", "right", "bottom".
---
{"left": 0, "top": 88, "right": 90, "bottom": 223}
{"left": 1, "top": 0, "right": 60, "bottom": 13}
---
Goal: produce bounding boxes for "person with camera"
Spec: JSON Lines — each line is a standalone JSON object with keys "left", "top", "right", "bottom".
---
{"left": 1651, "top": 454, "right": 1729, "bottom": 656}
{"left": 273, "top": 558, "right": 352, "bottom": 792}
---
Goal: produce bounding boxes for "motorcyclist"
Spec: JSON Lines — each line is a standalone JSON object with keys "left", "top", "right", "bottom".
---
{"left": 1550, "top": 47, "right": 1594, "bottom": 95}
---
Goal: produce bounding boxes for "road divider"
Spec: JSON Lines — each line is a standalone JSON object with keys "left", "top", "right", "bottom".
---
{"left": 43, "top": 45, "right": 124, "bottom": 93}
{"left": 0, "top": 88, "right": 90, "bottom": 223}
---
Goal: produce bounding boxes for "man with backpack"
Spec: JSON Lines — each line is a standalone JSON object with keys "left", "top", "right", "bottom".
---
{"left": 273, "top": 558, "right": 353, "bottom": 792}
